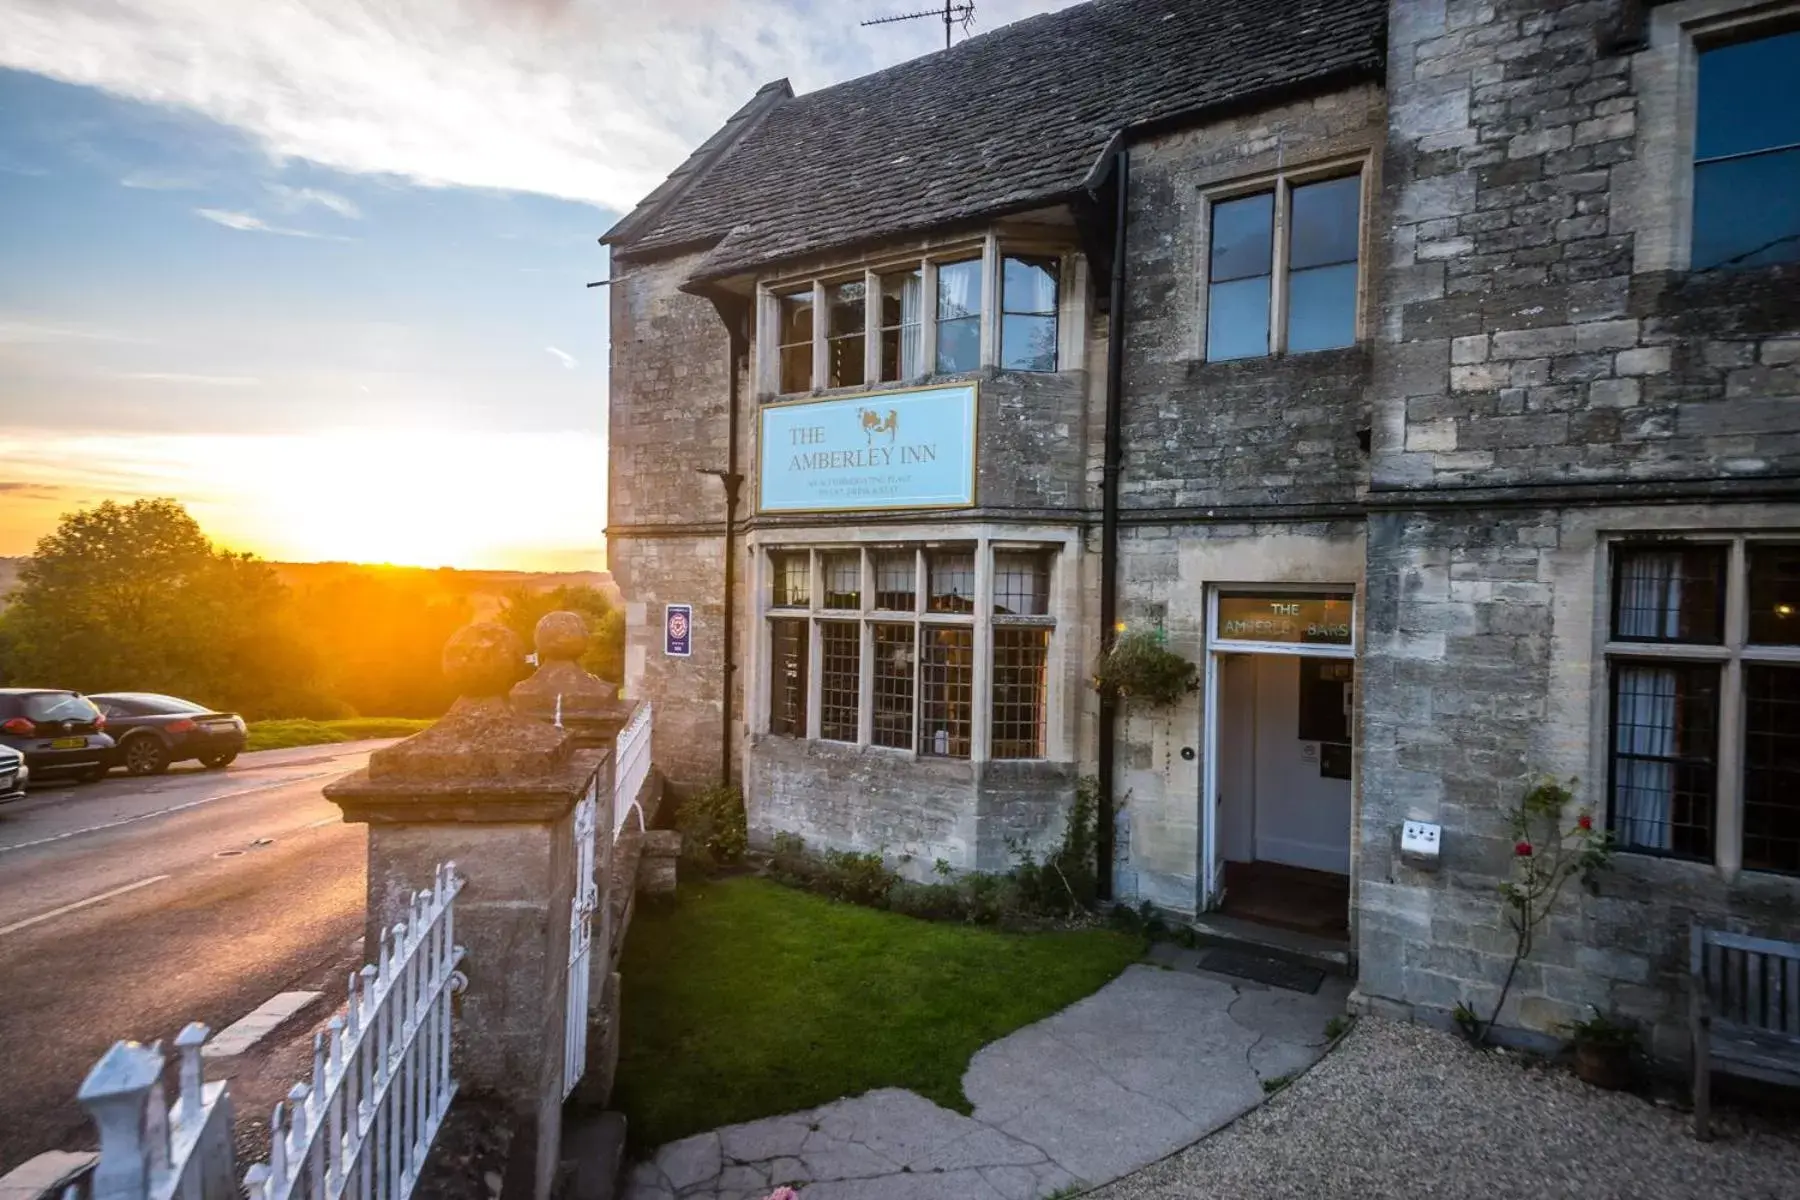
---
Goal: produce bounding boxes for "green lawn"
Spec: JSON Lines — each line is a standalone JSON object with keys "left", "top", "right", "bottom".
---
{"left": 244, "top": 717, "right": 435, "bottom": 752}
{"left": 613, "top": 875, "right": 1144, "bottom": 1149}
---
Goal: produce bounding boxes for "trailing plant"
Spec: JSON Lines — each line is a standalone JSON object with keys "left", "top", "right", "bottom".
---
{"left": 1091, "top": 627, "right": 1197, "bottom": 708}
{"left": 1462, "top": 775, "right": 1613, "bottom": 1046}
{"left": 674, "top": 782, "right": 748, "bottom": 870}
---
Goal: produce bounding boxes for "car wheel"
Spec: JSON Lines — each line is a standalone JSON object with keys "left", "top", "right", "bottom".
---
{"left": 123, "top": 735, "right": 171, "bottom": 776}
{"left": 200, "top": 752, "right": 237, "bottom": 770}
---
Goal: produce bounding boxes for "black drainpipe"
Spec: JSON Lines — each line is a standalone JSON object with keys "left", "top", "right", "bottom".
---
{"left": 1097, "top": 144, "right": 1128, "bottom": 900}
{"left": 701, "top": 291, "right": 749, "bottom": 787}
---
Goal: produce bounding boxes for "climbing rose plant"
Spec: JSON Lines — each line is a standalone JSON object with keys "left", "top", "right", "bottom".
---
{"left": 1462, "top": 776, "right": 1613, "bottom": 1045}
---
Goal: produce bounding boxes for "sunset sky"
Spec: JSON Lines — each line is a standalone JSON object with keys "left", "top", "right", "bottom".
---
{"left": 0, "top": 0, "right": 1076, "bottom": 571}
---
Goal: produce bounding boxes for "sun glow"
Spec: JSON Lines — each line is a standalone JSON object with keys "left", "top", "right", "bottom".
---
{"left": 0, "top": 430, "right": 606, "bottom": 570}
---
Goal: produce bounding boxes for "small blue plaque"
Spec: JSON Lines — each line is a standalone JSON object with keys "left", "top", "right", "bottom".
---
{"left": 664, "top": 604, "right": 692, "bottom": 657}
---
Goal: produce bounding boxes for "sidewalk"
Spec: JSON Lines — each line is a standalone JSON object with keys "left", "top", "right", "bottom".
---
{"left": 626, "top": 952, "right": 1351, "bottom": 1200}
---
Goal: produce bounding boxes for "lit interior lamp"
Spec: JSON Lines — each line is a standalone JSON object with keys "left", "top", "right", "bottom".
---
{"left": 1777, "top": 604, "right": 1796, "bottom": 619}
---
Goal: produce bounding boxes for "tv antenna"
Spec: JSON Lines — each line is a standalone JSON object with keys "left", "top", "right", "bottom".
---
{"left": 861, "top": 1, "right": 976, "bottom": 50}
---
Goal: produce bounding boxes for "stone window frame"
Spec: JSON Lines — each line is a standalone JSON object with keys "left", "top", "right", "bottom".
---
{"left": 750, "top": 536, "right": 1067, "bottom": 762}
{"left": 1191, "top": 151, "right": 1375, "bottom": 363}
{"left": 754, "top": 232, "right": 1086, "bottom": 400}
{"left": 1598, "top": 533, "right": 1800, "bottom": 880}
{"left": 1624, "top": 0, "right": 1800, "bottom": 275}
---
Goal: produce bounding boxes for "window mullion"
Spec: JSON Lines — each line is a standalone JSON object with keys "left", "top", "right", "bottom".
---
{"left": 859, "top": 619, "right": 874, "bottom": 747}
{"left": 1270, "top": 175, "right": 1291, "bottom": 355}
{"left": 811, "top": 280, "right": 827, "bottom": 392}
{"left": 973, "top": 537, "right": 994, "bottom": 762}
{"left": 1718, "top": 537, "right": 1749, "bottom": 877}
{"left": 979, "top": 232, "right": 999, "bottom": 370}
{"left": 920, "top": 259, "right": 939, "bottom": 379}
{"left": 863, "top": 269, "right": 881, "bottom": 385}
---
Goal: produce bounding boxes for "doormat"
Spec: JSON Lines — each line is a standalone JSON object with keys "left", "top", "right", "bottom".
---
{"left": 1200, "top": 947, "right": 1324, "bottom": 994}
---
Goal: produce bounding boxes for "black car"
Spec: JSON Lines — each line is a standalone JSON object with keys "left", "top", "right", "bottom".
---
{"left": 90, "top": 693, "right": 247, "bottom": 775}
{"left": 0, "top": 689, "right": 116, "bottom": 782}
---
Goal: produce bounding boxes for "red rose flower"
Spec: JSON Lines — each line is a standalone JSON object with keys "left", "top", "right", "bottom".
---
{"left": 1577, "top": 814, "right": 1593, "bottom": 831}
{"left": 1515, "top": 841, "right": 1533, "bottom": 857}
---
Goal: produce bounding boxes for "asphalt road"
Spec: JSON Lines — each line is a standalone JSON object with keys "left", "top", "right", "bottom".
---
{"left": 0, "top": 742, "right": 387, "bottom": 1175}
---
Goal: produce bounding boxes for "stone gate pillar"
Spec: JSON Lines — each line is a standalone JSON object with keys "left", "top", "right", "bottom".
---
{"left": 325, "top": 623, "right": 611, "bottom": 1200}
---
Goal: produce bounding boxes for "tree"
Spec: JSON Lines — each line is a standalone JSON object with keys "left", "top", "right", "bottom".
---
{"left": 495, "top": 583, "right": 624, "bottom": 684}
{"left": 0, "top": 499, "right": 324, "bottom": 716}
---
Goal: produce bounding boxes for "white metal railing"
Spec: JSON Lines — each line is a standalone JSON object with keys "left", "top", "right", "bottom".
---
{"left": 63, "top": 1023, "right": 235, "bottom": 1200}
{"left": 243, "top": 862, "right": 465, "bottom": 1200}
{"left": 613, "top": 701, "right": 652, "bottom": 837}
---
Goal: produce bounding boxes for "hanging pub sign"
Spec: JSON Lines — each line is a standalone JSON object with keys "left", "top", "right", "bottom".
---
{"left": 758, "top": 383, "right": 977, "bottom": 513}
{"left": 664, "top": 604, "right": 693, "bottom": 657}
{"left": 1216, "top": 594, "right": 1354, "bottom": 647}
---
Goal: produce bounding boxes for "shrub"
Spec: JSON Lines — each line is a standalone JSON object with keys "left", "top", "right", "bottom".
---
{"left": 1092, "top": 627, "right": 1197, "bottom": 708}
{"left": 675, "top": 783, "right": 748, "bottom": 870}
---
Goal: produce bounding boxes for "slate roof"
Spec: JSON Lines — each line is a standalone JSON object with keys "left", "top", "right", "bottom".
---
{"left": 603, "top": 0, "right": 1387, "bottom": 283}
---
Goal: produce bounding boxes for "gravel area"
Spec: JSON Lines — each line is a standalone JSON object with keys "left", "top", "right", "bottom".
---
{"left": 1088, "top": 1017, "right": 1800, "bottom": 1200}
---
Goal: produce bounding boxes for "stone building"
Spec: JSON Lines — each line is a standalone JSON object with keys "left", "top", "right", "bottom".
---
{"left": 602, "top": 0, "right": 1800, "bottom": 1053}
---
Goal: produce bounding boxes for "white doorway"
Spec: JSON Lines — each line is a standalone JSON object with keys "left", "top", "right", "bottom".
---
{"left": 1201, "top": 589, "right": 1356, "bottom": 935}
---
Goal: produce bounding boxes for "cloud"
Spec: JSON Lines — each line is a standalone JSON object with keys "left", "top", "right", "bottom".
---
{"left": 194, "top": 207, "right": 348, "bottom": 240}
{"left": 0, "top": 318, "right": 152, "bottom": 345}
{"left": 120, "top": 169, "right": 198, "bottom": 190}
{"left": 0, "top": 0, "right": 1080, "bottom": 209}
{"left": 545, "top": 345, "right": 577, "bottom": 369}
{"left": 266, "top": 183, "right": 361, "bottom": 219}
{"left": 117, "top": 372, "right": 263, "bottom": 387}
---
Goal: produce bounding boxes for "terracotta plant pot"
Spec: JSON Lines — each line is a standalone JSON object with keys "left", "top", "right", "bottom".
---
{"left": 1574, "top": 1041, "right": 1632, "bottom": 1090}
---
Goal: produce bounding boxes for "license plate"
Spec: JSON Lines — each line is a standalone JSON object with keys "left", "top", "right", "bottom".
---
{"left": 50, "top": 736, "right": 86, "bottom": 749}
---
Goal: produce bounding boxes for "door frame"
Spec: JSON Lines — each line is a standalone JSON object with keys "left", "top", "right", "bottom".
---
{"left": 1200, "top": 584, "right": 1357, "bottom": 908}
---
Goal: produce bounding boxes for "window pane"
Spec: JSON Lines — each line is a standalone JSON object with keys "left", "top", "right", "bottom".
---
{"left": 1002, "top": 256, "right": 1058, "bottom": 315}
{"left": 927, "top": 548, "right": 976, "bottom": 613}
{"left": 1290, "top": 176, "right": 1361, "bottom": 270}
{"left": 768, "top": 618, "right": 809, "bottom": 737}
{"left": 936, "top": 316, "right": 980, "bottom": 373}
{"left": 771, "top": 551, "right": 810, "bottom": 607}
{"left": 920, "top": 625, "right": 973, "bottom": 758}
{"left": 1695, "top": 31, "right": 1800, "bottom": 162}
{"left": 1692, "top": 150, "right": 1800, "bottom": 270}
{"left": 991, "top": 627, "right": 1049, "bottom": 760}
{"left": 874, "top": 551, "right": 916, "bottom": 611}
{"left": 827, "top": 280, "right": 865, "bottom": 388}
{"left": 822, "top": 551, "right": 860, "bottom": 609}
{"left": 1001, "top": 314, "right": 1057, "bottom": 372}
{"left": 1286, "top": 263, "right": 1358, "bottom": 352}
{"left": 819, "top": 622, "right": 860, "bottom": 742}
{"left": 1210, "top": 192, "right": 1274, "bottom": 283}
{"left": 872, "top": 624, "right": 916, "bottom": 750}
{"left": 1609, "top": 662, "right": 1718, "bottom": 860}
{"left": 778, "top": 290, "right": 812, "bottom": 345}
{"left": 1749, "top": 544, "right": 1800, "bottom": 645}
{"left": 993, "top": 550, "right": 1050, "bottom": 616}
{"left": 1745, "top": 664, "right": 1800, "bottom": 874}
{"left": 1207, "top": 276, "right": 1271, "bottom": 361}
{"left": 880, "top": 269, "right": 923, "bottom": 381}
{"left": 936, "top": 259, "right": 982, "bottom": 320}
{"left": 780, "top": 343, "right": 812, "bottom": 394}
{"left": 1611, "top": 546, "right": 1725, "bottom": 643}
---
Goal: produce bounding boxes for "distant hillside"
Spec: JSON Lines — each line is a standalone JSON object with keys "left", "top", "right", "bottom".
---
{"left": 0, "top": 557, "right": 619, "bottom": 617}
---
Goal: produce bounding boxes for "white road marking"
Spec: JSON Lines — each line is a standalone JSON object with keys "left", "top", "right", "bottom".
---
{"left": 202, "top": 991, "right": 324, "bottom": 1058}
{"left": 0, "top": 772, "right": 338, "bottom": 855}
{"left": 0, "top": 874, "right": 172, "bottom": 937}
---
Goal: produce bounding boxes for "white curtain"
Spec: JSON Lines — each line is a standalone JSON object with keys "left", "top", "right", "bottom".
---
{"left": 1619, "top": 550, "right": 1683, "bottom": 638}
{"left": 899, "top": 271, "right": 923, "bottom": 378}
{"left": 1615, "top": 665, "right": 1677, "bottom": 850}
{"left": 938, "top": 261, "right": 979, "bottom": 319}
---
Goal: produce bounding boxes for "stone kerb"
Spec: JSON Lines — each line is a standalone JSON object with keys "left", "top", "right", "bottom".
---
{"left": 324, "top": 622, "right": 612, "bottom": 1200}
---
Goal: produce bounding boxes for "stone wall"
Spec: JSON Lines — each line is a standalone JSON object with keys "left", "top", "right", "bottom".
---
{"left": 1121, "top": 84, "right": 1384, "bottom": 513}
{"left": 745, "top": 734, "right": 1075, "bottom": 876}
{"left": 1359, "top": 501, "right": 1800, "bottom": 1057}
{"left": 1112, "top": 521, "right": 1366, "bottom": 913}
{"left": 1360, "top": 0, "right": 1800, "bottom": 1052}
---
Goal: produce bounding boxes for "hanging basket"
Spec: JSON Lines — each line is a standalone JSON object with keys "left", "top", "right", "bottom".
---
{"left": 1092, "top": 628, "right": 1197, "bottom": 708}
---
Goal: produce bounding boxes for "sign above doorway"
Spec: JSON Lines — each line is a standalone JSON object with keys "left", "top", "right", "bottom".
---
{"left": 1216, "top": 594, "right": 1353, "bottom": 648}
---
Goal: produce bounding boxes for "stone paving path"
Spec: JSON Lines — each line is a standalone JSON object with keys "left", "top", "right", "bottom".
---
{"left": 625, "top": 951, "right": 1351, "bottom": 1200}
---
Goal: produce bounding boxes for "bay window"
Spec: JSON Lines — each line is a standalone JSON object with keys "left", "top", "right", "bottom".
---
{"left": 760, "top": 241, "right": 1070, "bottom": 397}
{"left": 1606, "top": 539, "right": 1800, "bottom": 875}
{"left": 761, "top": 543, "right": 1058, "bottom": 761}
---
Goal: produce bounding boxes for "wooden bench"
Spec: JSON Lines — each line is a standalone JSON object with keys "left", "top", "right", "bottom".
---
{"left": 1690, "top": 924, "right": 1800, "bottom": 1139}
